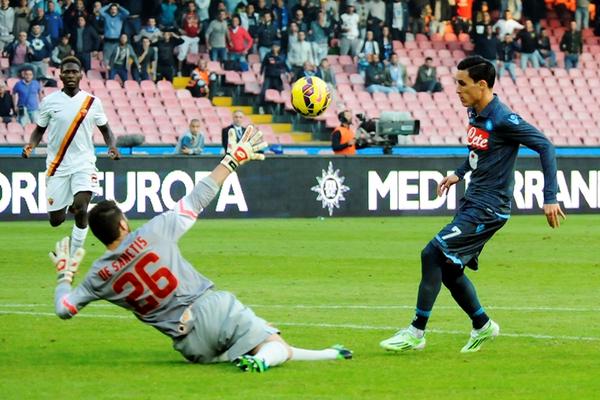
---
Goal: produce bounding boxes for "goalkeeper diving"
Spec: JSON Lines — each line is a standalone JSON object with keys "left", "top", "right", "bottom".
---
{"left": 51, "top": 127, "right": 352, "bottom": 372}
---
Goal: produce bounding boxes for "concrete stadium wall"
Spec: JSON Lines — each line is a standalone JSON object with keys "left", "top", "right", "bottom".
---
{"left": 0, "top": 156, "right": 599, "bottom": 220}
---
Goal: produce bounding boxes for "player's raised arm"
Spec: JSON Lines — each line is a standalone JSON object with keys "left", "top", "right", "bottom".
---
{"left": 145, "top": 125, "right": 268, "bottom": 242}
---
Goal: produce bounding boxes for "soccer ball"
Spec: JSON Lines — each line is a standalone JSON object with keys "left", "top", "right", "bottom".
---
{"left": 290, "top": 76, "right": 332, "bottom": 118}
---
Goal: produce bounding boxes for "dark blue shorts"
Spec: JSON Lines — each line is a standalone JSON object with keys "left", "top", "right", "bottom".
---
{"left": 431, "top": 201, "right": 509, "bottom": 270}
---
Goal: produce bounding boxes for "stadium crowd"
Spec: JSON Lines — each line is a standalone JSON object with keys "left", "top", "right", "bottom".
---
{"left": 0, "top": 0, "right": 598, "bottom": 126}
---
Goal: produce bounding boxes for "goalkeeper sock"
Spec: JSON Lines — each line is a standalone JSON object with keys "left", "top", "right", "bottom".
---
{"left": 71, "top": 225, "right": 88, "bottom": 256}
{"left": 254, "top": 340, "right": 289, "bottom": 367}
{"left": 290, "top": 347, "right": 339, "bottom": 361}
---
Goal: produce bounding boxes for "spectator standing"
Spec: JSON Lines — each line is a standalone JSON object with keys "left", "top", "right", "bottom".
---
{"left": 44, "top": 1, "right": 63, "bottom": 45}
{"left": 413, "top": 57, "right": 443, "bottom": 93}
{"left": 291, "top": 9, "right": 308, "bottom": 33}
{"left": 121, "top": 0, "right": 143, "bottom": 38}
{"left": 240, "top": 3, "right": 260, "bottom": 41}
{"left": 388, "top": 53, "right": 416, "bottom": 94}
{"left": 153, "top": 30, "right": 184, "bottom": 81}
{"left": 497, "top": 33, "right": 518, "bottom": 83}
{"left": 227, "top": 15, "right": 253, "bottom": 65}
{"left": 13, "top": 66, "right": 42, "bottom": 125}
{"left": 177, "top": 2, "right": 201, "bottom": 73}
{"left": 365, "top": 53, "right": 397, "bottom": 94}
{"left": 133, "top": 37, "right": 158, "bottom": 82}
{"left": 3, "top": 31, "right": 31, "bottom": 77}
{"left": 159, "top": 0, "right": 178, "bottom": 30}
{"left": 29, "top": 7, "right": 46, "bottom": 35}
{"left": 71, "top": 16, "right": 100, "bottom": 72}
{"left": 186, "top": 59, "right": 212, "bottom": 97}
{"left": 517, "top": 20, "right": 541, "bottom": 69}
{"left": 0, "top": 0, "right": 15, "bottom": 53}
{"left": 387, "top": 0, "right": 409, "bottom": 43}
{"left": 272, "top": 0, "right": 289, "bottom": 34}
{"left": 0, "top": 81, "right": 16, "bottom": 123}
{"left": 287, "top": 30, "right": 313, "bottom": 76}
{"left": 369, "top": 0, "right": 388, "bottom": 22}
{"left": 309, "top": 11, "right": 330, "bottom": 66}
{"left": 522, "top": 0, "right": 545, "bottom": 33}
{"left": 89, "top": 1, "right": 105, "bottom": 37}
{"left": 492, "top": 9, "right": 524, "bottom": 38}
{"left": 134, "top": 17, "right": 163, "bottom": 44}
{"left": 176, "top": 119, "right": 205, "bottom": 155}
{"left": 560, "top": 20, "right": 583, "bottom": 70}
{"left": 205, "top": 10, "right": 229, "bottom": 63}
{"left": 575, "top": 0, "right": 590, "bottom": 29}
{"left": 13, "top": 0, "right": 30, "bottom": 40}
{"left": 474, "top": 25, "right": 500, "bottom": 67}
{"left": 256, "top": 12, "right": 279, "bottom": 63}
{"left": 339, "top": 4, "right": 361, "bottom": 57}
{"left": 99, "top": 2, "right": 130, "bottom": 63}
{"left": 61, "top": 0, "right": 78, "bottom": 35}
{"left": 107, "top": 33, "right": 139, "bottom": 82}
{"left": 28, "top": 24, "right": 52, "bottom": 79}
{"left": 259, "top": 43, "right": 287, "bottom": 113}
{"left": 537, "top": 27, "right": 557, "bottom": 68}
{"left": 355, "top": 0, "right": 370, "bottom": 39}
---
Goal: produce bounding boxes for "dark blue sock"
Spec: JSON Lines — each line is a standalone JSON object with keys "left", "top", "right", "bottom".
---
{"left": 442, "top": 268, "right": 490, "bottom": 329}
{"left": 411, "top": 242, "right": 446, "bottom": 330}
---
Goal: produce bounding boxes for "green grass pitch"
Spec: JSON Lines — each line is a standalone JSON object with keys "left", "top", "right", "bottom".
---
{"left": 0, "top": 215, "right": 599, "bottom": 399}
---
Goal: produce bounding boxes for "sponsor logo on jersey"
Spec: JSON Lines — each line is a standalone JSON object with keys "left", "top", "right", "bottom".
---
{"left": 466, "top": 126, "right": 490, "bottom": 150}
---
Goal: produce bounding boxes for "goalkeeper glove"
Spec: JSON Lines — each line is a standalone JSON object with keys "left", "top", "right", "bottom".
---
{"left": 220, "top": 125, "right": 268, "bottom": 172}
{"left": 49, "top": 237, "right": 86, "bottom": 284}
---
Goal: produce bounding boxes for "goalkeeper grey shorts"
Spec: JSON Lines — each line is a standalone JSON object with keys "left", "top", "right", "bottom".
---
{"left": 172, "top": 290, "right": 279, "bottom": 364}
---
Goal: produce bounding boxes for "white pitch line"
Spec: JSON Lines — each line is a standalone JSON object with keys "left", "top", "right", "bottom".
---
{"left": 1, "top": 310, "right": 599, "bottom": 342}
{"left": 1, "top": 303, "right": 599, "bottom": 312}
{"left": 248, "top": 304, "right": 600, "bottom": 312}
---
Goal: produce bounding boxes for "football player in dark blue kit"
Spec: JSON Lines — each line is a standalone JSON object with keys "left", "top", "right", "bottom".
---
{"left": 380, "top": 56, "right": 566, "bottom": 353}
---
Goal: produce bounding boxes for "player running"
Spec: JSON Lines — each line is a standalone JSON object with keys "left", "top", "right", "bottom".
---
{"left": 22, "top": 56, "right": 120, "bottom": 255}
{"left": 50, "top": 127, "right": 352, "bottom": 373}
{"left": 380, "top": 56, "right": 566, "bottom": 353}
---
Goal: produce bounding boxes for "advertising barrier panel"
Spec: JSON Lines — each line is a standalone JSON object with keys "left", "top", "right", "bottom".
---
{"left": 0, "top": 156, "right": 598, "bottom": 220}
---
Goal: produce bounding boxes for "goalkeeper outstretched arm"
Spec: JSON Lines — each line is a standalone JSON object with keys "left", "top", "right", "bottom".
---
{"left": 52, "top": 126, "right": 268, "bottom": 319}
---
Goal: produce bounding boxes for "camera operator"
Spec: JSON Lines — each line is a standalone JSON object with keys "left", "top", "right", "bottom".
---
{"left": 331, "top": 110, "right": 369, "bottom": 155}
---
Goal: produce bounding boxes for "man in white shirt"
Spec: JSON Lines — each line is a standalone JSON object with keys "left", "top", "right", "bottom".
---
{"left": 340, "top": 4, "right": 361, "bottom": 56}
{"left": 22, "top": 56, "right": 121, "bottom": 255}
{"left": 492, "top": 9, "right": 524, "bottom": 39}
{"left": 287, "top": 30, "right": 314, "bottom": 75}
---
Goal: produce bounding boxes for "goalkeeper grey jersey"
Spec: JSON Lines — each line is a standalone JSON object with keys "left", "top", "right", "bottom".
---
{"left": 54, "top": 178, "right": 220, "bottom": 339}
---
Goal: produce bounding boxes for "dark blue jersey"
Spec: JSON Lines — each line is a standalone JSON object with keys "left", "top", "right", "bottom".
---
{"left": 454, "top": 95, "right": 558, "bottom": 215}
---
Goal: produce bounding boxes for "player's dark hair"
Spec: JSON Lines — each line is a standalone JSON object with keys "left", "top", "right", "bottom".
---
{"left": 89, "top": 200, "right": 124, "bottom": 245}
{"left": 60, "top": 56, "right": 82, "bottom": 71}
{"left": 457, "top": 56, "right": 496, "bottom": 88}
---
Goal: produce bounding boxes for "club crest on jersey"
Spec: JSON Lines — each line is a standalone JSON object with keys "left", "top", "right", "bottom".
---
{"left": 48, "top": 197, "right": 54, "bottom": 205}
{"left": 466, "top": 126, "right": 489, "bottom": 150}
{"left": 508, "top": 114, "right": 520, "bottom": 125}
